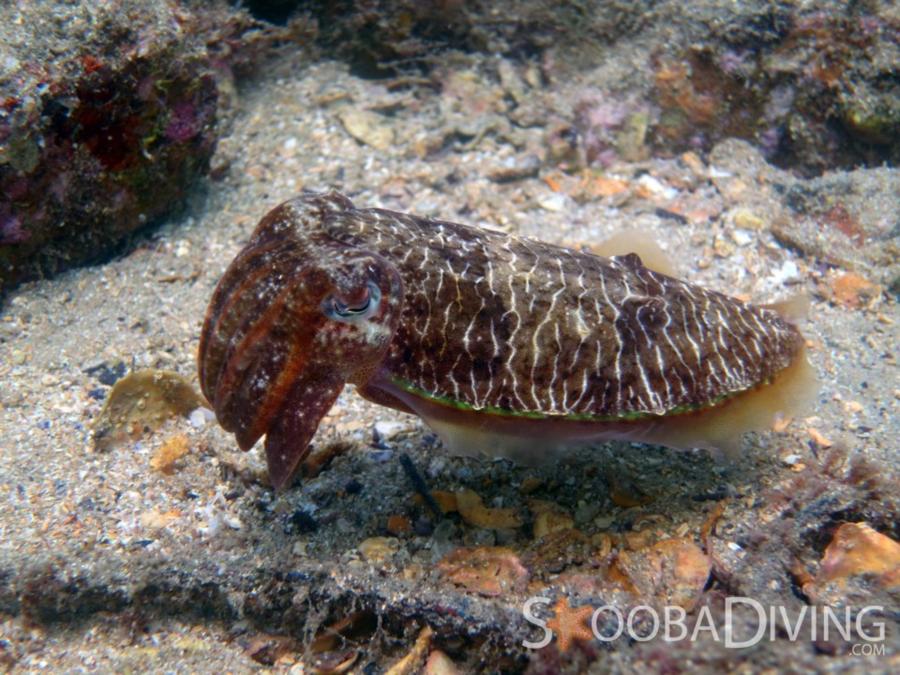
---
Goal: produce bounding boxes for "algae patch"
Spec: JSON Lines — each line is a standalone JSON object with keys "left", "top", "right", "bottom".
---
{"left": 93, "top": 369, "right": 205, "bottom": 451}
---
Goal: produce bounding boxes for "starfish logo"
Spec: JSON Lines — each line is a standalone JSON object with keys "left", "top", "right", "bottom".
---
{"left": 522, "top": 597, "right": 595, "bottom": 652}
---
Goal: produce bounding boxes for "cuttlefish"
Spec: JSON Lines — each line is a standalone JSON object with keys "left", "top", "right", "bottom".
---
{"left": 198, "top": 191, "right": 815, "bottom": 489}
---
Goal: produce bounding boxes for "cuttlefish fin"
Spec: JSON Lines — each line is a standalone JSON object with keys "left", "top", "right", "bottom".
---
{"left": 593, "top": 229, "right": 677, "bottom": 277}
{"left": 265, "top": 373, "right": 344, "bottom": 490}
{"left": 656, "top": 345, "right": 817, "bottom": 457}
{"left": 420, "top": 414, "right": 567, "bottom": 466}
{"left": 761, "top": 293, "right": 810, "bottom": 323}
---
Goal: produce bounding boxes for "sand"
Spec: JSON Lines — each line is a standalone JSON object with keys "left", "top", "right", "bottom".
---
{"left": 1, "top": 52, "right": 897, "bottom": 672}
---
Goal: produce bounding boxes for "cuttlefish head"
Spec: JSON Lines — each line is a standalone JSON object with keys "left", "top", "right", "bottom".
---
{"left": 198, "top": 195, "right": 403, "bottom": 489}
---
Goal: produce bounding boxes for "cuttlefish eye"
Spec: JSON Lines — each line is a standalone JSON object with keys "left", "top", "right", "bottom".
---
{"left": 322, "top": 281, "right": 382, "bottom": 322}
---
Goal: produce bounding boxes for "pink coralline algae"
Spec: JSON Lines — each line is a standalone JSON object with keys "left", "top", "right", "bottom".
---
{"left": 573, "top": 97, "right": 643, "bottom": 167}
{"left": 165, "top": 101, "right": 204, "bottom": 143}
{"left": 0, "top": 212, "right": 27, "bottom": 245}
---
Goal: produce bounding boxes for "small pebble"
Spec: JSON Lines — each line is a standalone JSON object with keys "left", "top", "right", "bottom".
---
{"left": 373, "top": 419, "right": 407, "bottom": 443}
{"left": 769, "top": 260, "right": 799, "bottom": 285}
{"left": 189, "top": 407, "right": 215, "bottom": 428}
{"left": 713, "top": 235, "right": 735, "bottom": 258}
{"left": 731, "top": 208, "right": 766, "bottom": 230}
{"left": 519, "top": 476, "right": 543, "bottom": 494}
{"left": 533, "top": 510, "right": 574, "bottom": 539}
{"left": 338, "top": 108, "right": 394, "bottom": 151}
{"left": 538, "top": 193, "right": 567, "bottom": 212}
{"left": 2, "top": 389, "right": 25, "bottom": 407}
{"left": 593, "top": 514, "right": 616, "bottom": 530}
{"left": 637, "top": 174, "right": 678, "bottom": 200}
{"left": 358, "top": 536, "right": 399, "bottom": 562}
{"left": 368, "top": 449, "right": 394, "bottom": 463}
{"left": 387, "top": 514, "right": 412, "bottom": 535}
{"left": 488, "top": 154, "right": 541, "bottom": 183}
{"left": 427, "top": 456, "right": 448, "bottom": 478}
{"left": 730, "top": 229, "right": 753, "bottom": 246}
{"left": 431, "top": 519, "right": 458, "bottom": 553}
{"left": 464, "top": 528, "right": 496, "bottom": 547}
{"left": 223, "top": 514, "right": 242, "bottom": 530}
{"left": 574, "top": 502, "right": 602, "bottom": 525}
{"left": 843, "top": 400, "right": 863, "bottom": 414}
{"left": 413, "top": 517, "right": 434, "bottom": 537}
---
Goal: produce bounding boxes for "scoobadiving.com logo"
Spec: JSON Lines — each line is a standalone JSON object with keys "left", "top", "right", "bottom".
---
{"left": 523, "top": 596, "right": 888, "bottom": 655}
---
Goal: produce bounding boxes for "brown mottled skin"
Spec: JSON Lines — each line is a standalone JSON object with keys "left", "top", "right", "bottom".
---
{"left": 198, "top": 191, "right": 805, "bottom": 488}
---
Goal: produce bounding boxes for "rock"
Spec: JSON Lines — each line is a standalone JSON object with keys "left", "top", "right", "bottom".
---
{"left": 615, "top": 111, "right": 650, "bottom": 161}
{"left": 805, "top": 522, "right": 900, "bottom": 606}
{"left": 730, "top": 208, "right": 766, "bottom": 231}
{"left": 150, "top": 433, "right": 191, "bottom": 474}
{"left": 337, "top": 108, "right": 395, "bottom": 151}
{"left": 92, "top": 369, "right": 204, "bottom": 451}
{"left": 487, "top": 154, "right": 541, "bottom": 183}
{"left": 437, "top": 546, "right": 528, "bottom": 596}
{"left": 189, "top": 407, "right": 215, "bottom": 429}
{"left": 424, "top": 650, "right": 462, "bottom": 675}
{"left": 611, "top": 538, "right": 711, "bottom": 611}
{"left": 427, "top": 490, "right": 459, "bottom": 515}
{"left": 358, "top": 536, "right": 400, "bottom": 563}
{"left": 818, "top": 523, "right": 900, "bottom": 587}
{"left": 373, "top": 419, "right": 409, "bottom": 446}
{"left": 537, "top": 193, "right": 567, "bottom": 212}
{"left": 773, "top": 167, "right": 900, "bottom": 288}
{"left": 532, "top": 510, "right": 575, "bottom": 540}
{"left": 140, "top": 509, "right": 181, "bottom": 530}
{"left": 709, "top": 141, "right": 899, "bottom": 290}
{"left": 386, "top": 514, "right": 412, "bottom": 535}
{"left": 384, "top": 626, "right": 432, "bottom": 675}
{"left": 455, "top": 489, "right": 522, "bottom": 529}
{"left": 524, "top": 529, "right": 592, "bottom": 576}
{"left": 519, "top": 476, "right": 544, "bottom": 494}
{"left": 650, "top": 6, "right": 899, "bottom": 174}
{"left": 828, "top": 272, "right": 882, "bottom": 310}
{"left": 574, "top": 501, "right": 602, "bottom": 526}
{"left": 497, "top": 60, "right": 528, "bottom": 106}
{"left": 0, "top": 1, "right": 274, "bottom": 293}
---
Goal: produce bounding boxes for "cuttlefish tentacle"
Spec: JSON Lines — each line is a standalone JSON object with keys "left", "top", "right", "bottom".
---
{"left": 198, "top": 191, "right": 815, "bottom": 489}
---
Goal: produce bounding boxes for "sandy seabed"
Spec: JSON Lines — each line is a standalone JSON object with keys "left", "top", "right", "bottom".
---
{"left": 1, "top": 53, "right": 898, "bottom": 673}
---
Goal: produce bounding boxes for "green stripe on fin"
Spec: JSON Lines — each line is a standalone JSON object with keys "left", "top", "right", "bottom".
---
{"left": 387, "top": 376, "right": 754, "bottom": 423}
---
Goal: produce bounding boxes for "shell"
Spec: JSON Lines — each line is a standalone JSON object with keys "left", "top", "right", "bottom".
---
{"left": 199, "top": 191, "right": 810, "bottom": 488}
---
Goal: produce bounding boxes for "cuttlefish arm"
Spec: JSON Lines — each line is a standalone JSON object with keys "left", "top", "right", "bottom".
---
{"left": 264, "top": 372, "right": 344, "bottom": 488}
{"left": 198, "top": 193, "right": 403, "bottom": 489}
